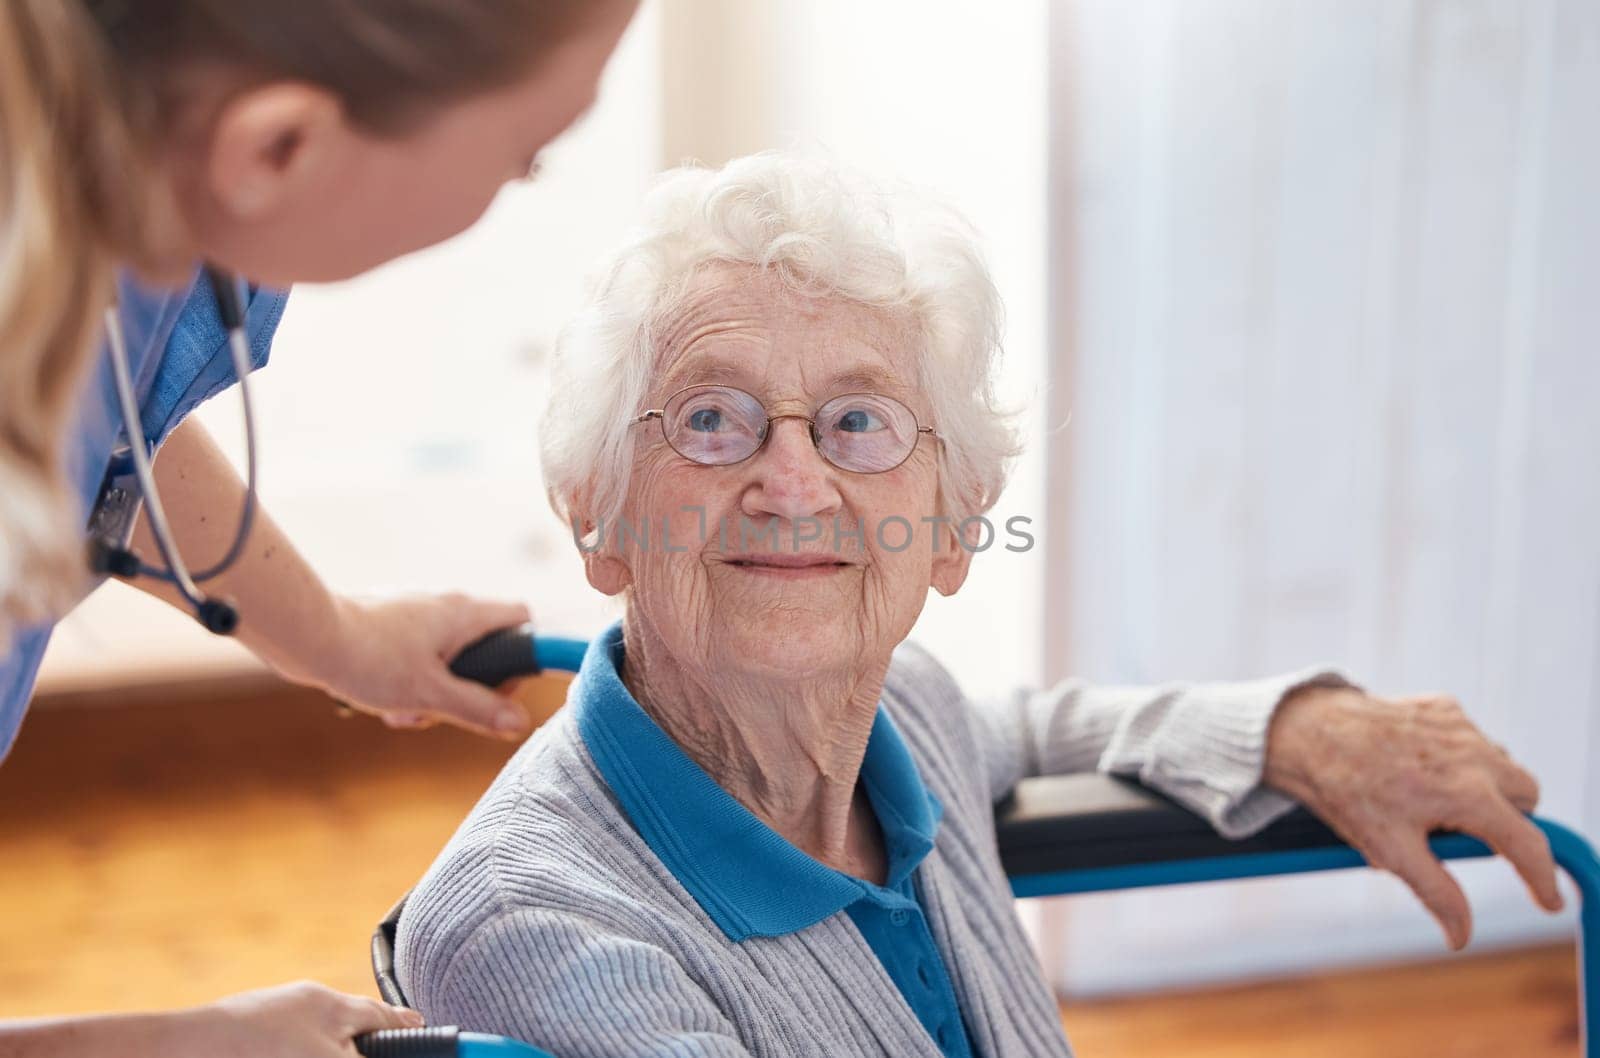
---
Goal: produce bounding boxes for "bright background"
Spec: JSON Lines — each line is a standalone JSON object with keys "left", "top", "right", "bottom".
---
{"left": 40, "top": 0, "right": 1600, "bottom": 998}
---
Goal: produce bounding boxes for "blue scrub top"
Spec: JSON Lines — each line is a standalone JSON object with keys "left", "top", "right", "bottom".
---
{"left": 0, "top": 270, "right": 288, "bottom": 760}
{"left": 573, "top": 622, "right": 979, "bottom": 1058}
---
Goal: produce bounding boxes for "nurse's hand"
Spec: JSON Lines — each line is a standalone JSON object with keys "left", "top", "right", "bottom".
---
{"left": 309, "top": 593, "right": 535, "bottom": 740}
{"left": 1263, "top": 685, "right": 1564, "bottom": 950}
{"left": 184, "top": 981, "right": 422, "bottom": 1056}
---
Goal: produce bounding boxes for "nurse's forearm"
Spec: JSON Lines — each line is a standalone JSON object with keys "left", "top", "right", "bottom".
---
{"left": 126, "top": 416, "right": 346, "bottom": 687}
{"left": 2, "top": 983, "right": 420, "bottom": 1057}
{"left": 127, "top": 417, "right": 533, "bottom": 737}
{"left": 0, "top": 1012, "right": 196, "bottom": 1058}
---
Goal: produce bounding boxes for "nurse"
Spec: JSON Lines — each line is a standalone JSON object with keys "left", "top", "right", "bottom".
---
{"left": 0, "top": 0, "right": 638, "bottom": 1055}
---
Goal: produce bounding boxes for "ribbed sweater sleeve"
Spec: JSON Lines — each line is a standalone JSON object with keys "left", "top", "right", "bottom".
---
{"left": 971, "top": 665, "right": 1353, "bottom": 839}
{"left": 430, "top": 907, "right": 753, "bottom": 1057}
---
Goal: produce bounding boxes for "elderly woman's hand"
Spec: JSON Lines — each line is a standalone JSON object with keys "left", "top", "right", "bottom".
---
{"left": 1263, "top": 685, "right": 1564, "bottom": 949}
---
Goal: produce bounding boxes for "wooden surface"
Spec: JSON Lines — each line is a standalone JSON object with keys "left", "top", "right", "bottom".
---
{"left": 0, "top": 684, "right": 1582, "bottom": 1057}
{"left": 0, "top": 679, "right": 565, "bottom": 1015}
{"left": 1061, "top": 944, "right": 1580, "bottom": 1058}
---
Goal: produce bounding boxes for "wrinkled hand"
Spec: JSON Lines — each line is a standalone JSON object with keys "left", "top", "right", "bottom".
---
{"left": 1264, "top": 685, "right": 1563, "bottom": 949}
{"left": 310, "top": 593, "right": 534, "bottom": 740}
{"left": 184, "top": 981, "right": 421, "bottom": 1057}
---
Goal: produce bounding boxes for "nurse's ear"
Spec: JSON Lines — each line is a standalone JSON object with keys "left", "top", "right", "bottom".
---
{"left": 203, "top": 83, "right": 346, "bottom": 220}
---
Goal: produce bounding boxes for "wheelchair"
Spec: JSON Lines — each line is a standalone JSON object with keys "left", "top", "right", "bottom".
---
{"left": 353, "top": 632, "right": 1600, "bottom": 1058}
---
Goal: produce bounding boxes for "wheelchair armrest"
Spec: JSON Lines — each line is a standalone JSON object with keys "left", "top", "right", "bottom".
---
{"left": 994, "top": 772, "right": 1341, "bottom": 879}
{"left": 373, "top": 895, "right": 408, "bottom": 1008}
{"left": 992, "top": 772, "right": 1563, "bottom": 902}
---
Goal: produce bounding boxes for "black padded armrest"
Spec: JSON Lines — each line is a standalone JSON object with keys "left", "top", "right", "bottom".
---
{"left": 995, "top": 772, "right": 1341, "bottom": 877}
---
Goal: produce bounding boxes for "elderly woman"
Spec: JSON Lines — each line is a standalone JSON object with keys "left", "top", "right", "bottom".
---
{"left": 397, "top": 154, "right": 1562, "bottom": 1058}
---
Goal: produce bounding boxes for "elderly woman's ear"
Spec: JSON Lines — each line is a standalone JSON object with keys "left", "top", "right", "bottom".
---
{"left": 931, "top": 475, "right": 988, "bottom": 596}
{"left": 573, "top": 514, "right": 632, "bottom": 596}
{"left": 584, "top": 551, "right": 632, "bottom": 596}
{"left": 930, "top": 515, "right": 977, "bottom": 597}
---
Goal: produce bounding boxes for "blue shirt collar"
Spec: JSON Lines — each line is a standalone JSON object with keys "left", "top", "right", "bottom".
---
{"left": 573, "top": 621, "right": 943, "bottom": 941}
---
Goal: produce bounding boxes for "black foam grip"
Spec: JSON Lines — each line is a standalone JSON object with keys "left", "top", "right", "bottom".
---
{"left": 449, "top": 627, "right": 541, "bottom": 687}
{"left": 354, "top": 1026, "right": 460, "bottom": 1058}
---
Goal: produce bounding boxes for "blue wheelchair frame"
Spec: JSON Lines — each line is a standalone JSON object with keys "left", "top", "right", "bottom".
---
{"left": 356, "top": 633, "right": 1600, "bottom": 1058}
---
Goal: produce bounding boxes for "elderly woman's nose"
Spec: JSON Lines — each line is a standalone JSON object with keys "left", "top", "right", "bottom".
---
{"left": 742, "top": 419, "right": 841, "bottom": 521}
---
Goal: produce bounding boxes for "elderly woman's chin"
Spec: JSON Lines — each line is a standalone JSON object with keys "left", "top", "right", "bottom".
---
{"left": 688, "top": 576, "right": 895, "bottom": 678}
{"left": 717, "top": 620, "right": 873, "bottom": 680}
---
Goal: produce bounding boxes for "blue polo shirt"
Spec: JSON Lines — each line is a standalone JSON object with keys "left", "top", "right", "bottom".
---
{"left": 0, "top": 271, "right": 287, "bottom": 760}
{"left": 573, "top": 622, "right": 977, "bottom": 1058}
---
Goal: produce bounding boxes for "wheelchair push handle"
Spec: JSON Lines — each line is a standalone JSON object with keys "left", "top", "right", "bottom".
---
{"left": 448, "top": 628, "right": 542, "bottom": 687}
{"left": 354, "top": 1027, "right": 458, "bottom": 1058}
{"left": 449, "top": 627, "right": 587, "bottom": 686}
{"left": 355, "top": 1026, "right": 555, "bottom": 1057}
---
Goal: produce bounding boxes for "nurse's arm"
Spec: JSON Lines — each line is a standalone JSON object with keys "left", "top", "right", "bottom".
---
{"left": 0, "top": 1011, "right": 248, "bottom": 1058}
{"left": 0, "top": 1011, "right": 181, "bottom": 1058}
{"left": 0, "top": 980, "right": 420, "bottom": 1058}
{"left": 125, "top": 417, "right": 533, "bottom": 740}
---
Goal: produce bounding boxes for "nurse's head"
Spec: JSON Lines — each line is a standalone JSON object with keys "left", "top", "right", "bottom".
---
{"left": 0, "top": 0, "right": 635, "bottom": 629}
{"left": 5, "top": 0, "right": 638, "bottom": 287}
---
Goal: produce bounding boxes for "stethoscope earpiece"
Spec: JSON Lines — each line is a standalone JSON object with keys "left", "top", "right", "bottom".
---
{"left": 86, "top": 539, "right": 142, "bottom": 579}
{"left": 194, "top": 597, "right": 241, "bottom": 636}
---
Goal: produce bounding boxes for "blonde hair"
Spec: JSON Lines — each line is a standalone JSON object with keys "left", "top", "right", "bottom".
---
{"left": 0, "top": 0, "right": 144, "bottom": 633}
{"left": 0, "top": 0, "right": 600, "bottom": 641}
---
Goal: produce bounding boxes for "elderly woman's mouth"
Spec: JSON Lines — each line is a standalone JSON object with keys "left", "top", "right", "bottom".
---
{"left": 723, "top": 554, "right": 856, "bottom": 578}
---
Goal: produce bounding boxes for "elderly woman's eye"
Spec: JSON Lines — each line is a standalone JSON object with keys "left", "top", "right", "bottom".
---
{"left": 836, "top": 408, "right": 886, "bottom": 433}
{"left": 688, "top": 407, "right": 724, "bottom": 432}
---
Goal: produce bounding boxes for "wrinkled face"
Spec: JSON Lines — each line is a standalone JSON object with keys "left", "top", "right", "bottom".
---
{"left": 585, "top": 268, "right": 971, "bottom": 683}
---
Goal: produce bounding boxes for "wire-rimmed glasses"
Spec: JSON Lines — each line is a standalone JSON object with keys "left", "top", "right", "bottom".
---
{"left": 630, "top": 384, "right": 937, "bottom": 474}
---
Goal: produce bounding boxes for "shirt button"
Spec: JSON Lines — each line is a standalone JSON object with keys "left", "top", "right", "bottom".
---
{"left": 890, "top": 908, "right": 911, "bottom": 926}
{"left": 917, "top": 962, "right": 933, "bottom": 987}
{"left": 937, "top": 1024, "right": 951, "bottom": 1046}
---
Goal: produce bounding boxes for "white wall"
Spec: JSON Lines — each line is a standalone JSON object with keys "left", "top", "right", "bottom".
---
{"left": 1048, "top": 0, "right": 1600, "bottom": 994}
{"left": 657, "top": 0, "right": 1052, "bottom": 700}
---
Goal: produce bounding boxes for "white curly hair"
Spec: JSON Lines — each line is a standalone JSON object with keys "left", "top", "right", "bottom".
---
{"left": 539, "top": 151, "right": 1020, "bottom": 540}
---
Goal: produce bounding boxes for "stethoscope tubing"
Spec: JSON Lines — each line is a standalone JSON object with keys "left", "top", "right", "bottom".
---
{"left": 98, "top": 267, "right": 260, "bottom": 632}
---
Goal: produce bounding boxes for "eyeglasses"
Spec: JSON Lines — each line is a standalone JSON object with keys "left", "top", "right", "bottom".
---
{"left": 630, "top": 384, "right": 938, "bottom": 474}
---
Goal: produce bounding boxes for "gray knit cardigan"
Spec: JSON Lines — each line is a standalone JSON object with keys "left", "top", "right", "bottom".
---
{"left": 397, "top": 639, "right": 1323, "bottom": 1057}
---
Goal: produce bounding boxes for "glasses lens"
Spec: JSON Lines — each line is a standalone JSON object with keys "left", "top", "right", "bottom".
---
{"left": 814, "top": 393, "right": 921, "bottom": 473}
{"left": 661, "top": 386, "right": 766, "bottom": 466}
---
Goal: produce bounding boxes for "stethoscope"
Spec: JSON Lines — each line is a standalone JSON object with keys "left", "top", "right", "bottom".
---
{"left": 86, "top": 267, "right": 259, "bottom": 636}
